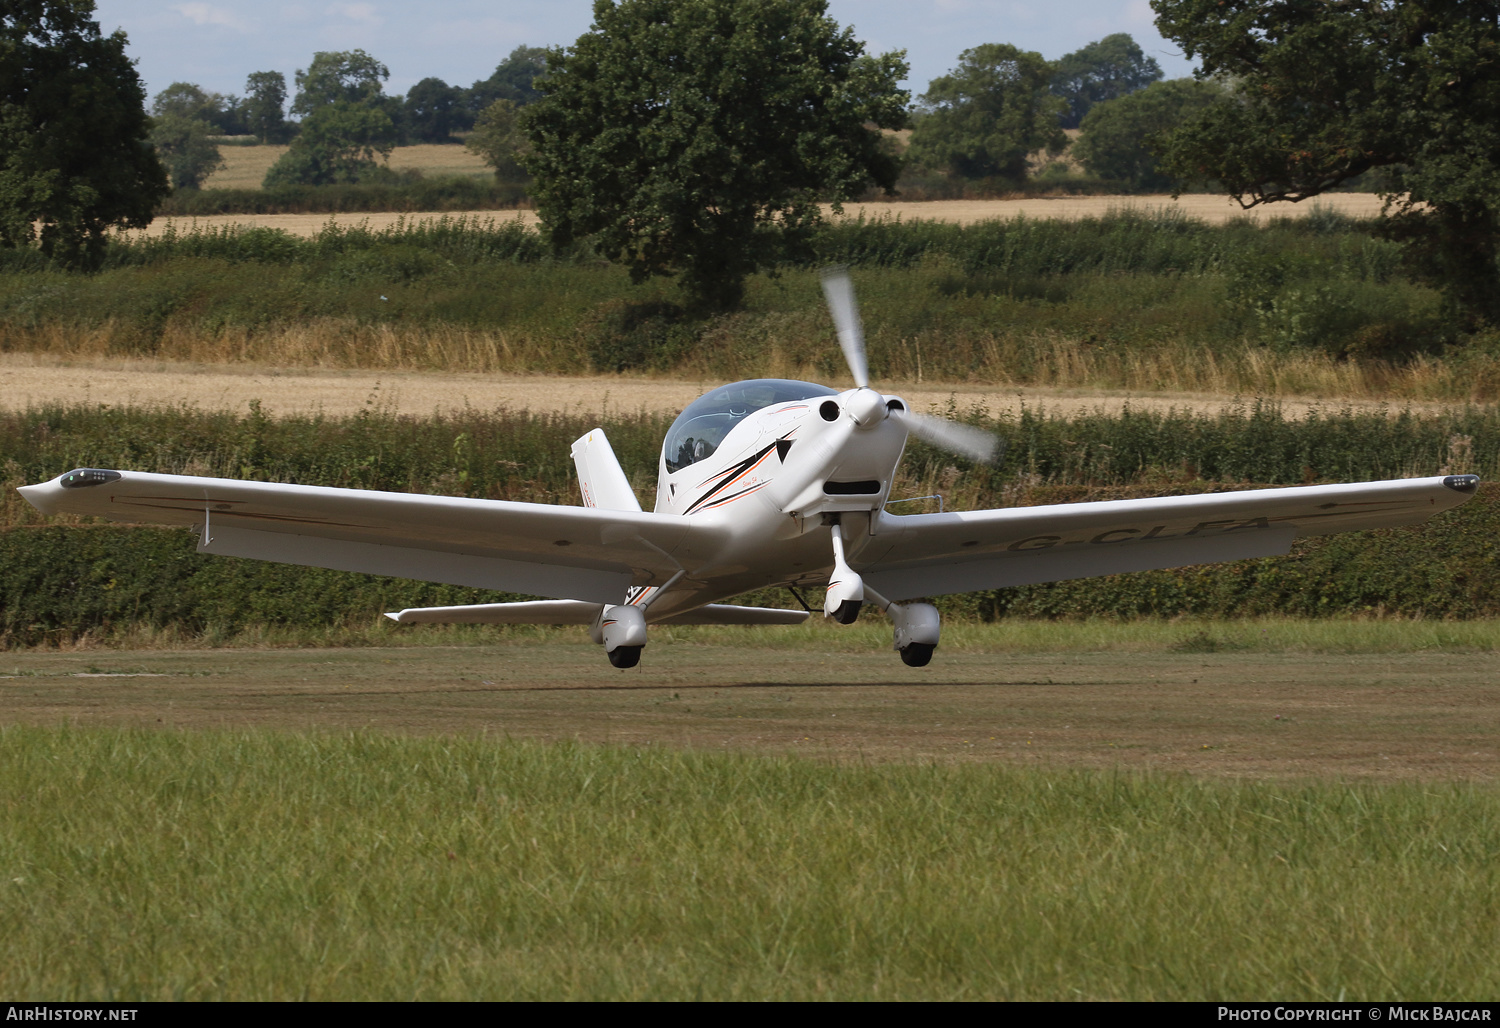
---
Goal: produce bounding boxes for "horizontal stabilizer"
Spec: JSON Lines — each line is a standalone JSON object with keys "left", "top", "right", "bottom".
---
{"left": 386, "top": 600, "right": 600, "bottom": 625}
{"left": 658, "top": 604, "right": 808, "bottom": 626}
{"left": 385, "top": 600, "right": 808, "bottom": 626}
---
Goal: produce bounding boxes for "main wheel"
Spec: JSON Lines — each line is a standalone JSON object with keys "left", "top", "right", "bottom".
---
{"left": 899, "top": 643, "right": 935, "bottom": 667}
{"left": 607, "top": 645, "right": 643, "bottom": 669}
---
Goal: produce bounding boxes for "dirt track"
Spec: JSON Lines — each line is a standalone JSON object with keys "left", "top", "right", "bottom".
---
{"left": 0, "top": 353, "right": 1446, "bottom": 420}
{"left": 130, "top": 193, "right": 1387, "bottom": 238}
{"left": 2, "top": 643, "right": 1494, "bottom": 780}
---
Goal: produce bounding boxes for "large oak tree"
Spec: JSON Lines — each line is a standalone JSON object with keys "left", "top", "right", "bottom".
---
{"left": 522, "top": 0, "right": 908, "bottom": 310}
{"left": 1153, "top": 0, "right": 1500, "bottom": 325}
{"left": 1, "top": 0, "right": 167, "bottom": 268}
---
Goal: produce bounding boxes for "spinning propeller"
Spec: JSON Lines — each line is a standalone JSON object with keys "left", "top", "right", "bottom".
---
{"left": 819, "top": 267, "right": 1004, "bottom": 466}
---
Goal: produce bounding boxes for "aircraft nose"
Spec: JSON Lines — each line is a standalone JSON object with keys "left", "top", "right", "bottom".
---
{"left": 846, "top": 387, "right": 887, "bottom": 430}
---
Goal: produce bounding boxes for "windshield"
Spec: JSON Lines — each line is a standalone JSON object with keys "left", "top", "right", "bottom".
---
{"left": 663, "top": 379, "right": 835, "bottom": 473}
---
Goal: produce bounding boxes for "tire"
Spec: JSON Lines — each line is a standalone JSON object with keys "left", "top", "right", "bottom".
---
{"left": 607, "top": 645, "right": 643, "bottom": 669}
{"left": 899, "top": 643, "right": 935, "bottom": 667}
{"left": 833, "top": 599, "right": 862, "bottom": 625}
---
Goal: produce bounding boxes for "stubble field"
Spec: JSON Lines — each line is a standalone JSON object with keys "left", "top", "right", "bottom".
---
{"left": 135, "top": 189, "right": 1386, "bottom": 236}
{"left": 1, "top": 351, "right": 1454, "bottom": 420}
{"left": 201, "top": 142, "right": 494, "bottom": 190}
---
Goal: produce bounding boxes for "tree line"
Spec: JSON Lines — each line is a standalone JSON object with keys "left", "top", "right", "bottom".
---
{"left": 151, "top": 31, "right": 1195, "bottom": 193}
{"left": 5, "top": 0, "right": 1500, "bottom": 329}
{"left": 148, "top": 45, "right": 547, "bottom": 190}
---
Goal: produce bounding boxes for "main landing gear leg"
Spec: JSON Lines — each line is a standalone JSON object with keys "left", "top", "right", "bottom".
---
{"left": 824, "top": 520, "right": 942, "bottom": 665}
{"left": 861, "top": 581, "right": 942, "bottom": 668}
{"left": 590, "top": 570, "right": 686, "bottom": 669}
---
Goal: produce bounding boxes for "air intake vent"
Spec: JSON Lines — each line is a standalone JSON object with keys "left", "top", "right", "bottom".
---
{"left": 824, "top": 480, "right": 881, "bottom": 495}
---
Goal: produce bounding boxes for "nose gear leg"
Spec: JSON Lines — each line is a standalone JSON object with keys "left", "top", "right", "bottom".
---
{"left": 590, "top": 604, "right": 647, "bottom": 668}
{"left": 825, "top": 521, "right": 864, "bottom": 624}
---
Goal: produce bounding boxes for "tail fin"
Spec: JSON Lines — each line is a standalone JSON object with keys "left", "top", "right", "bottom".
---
{"left": 570, "top": 428, "right": 643, "bottom": 511}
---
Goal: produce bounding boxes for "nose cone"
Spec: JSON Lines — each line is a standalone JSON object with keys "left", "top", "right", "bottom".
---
{"left": 845, "top": 387, "right": 887, "bottom": 430}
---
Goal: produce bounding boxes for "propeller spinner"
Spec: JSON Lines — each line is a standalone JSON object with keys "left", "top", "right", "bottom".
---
{"left": 818, "top": 267, "right": 1004, "bottom": 466}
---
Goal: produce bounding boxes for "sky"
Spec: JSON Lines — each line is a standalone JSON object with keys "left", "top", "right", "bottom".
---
{"left": 91, "top": 0, "right": 1198, "bottom": 105}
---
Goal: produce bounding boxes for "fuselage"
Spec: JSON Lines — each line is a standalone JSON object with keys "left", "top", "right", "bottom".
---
{"left": 630, "top": 378, "right": 913, "bottom": 620}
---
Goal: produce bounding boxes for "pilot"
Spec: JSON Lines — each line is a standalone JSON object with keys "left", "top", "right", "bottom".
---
{"left": 676, "top": 437, "right": 716, "bottom": 468}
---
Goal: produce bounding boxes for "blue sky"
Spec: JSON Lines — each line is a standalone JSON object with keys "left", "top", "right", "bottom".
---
{"left": 91, "top": 0, "right": 1197, "bottom": 105}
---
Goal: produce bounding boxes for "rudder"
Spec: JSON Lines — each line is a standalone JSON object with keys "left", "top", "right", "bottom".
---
{"left": 570, "top": 428, "right": 643, "bottom": 511}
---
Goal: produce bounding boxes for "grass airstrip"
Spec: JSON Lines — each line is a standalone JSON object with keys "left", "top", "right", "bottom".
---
{"left": 2, "top": 622, "right": 1497, "bottom": 999}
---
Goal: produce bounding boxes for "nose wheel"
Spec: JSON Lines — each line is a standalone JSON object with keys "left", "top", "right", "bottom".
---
{"left": 607, "top": 645, "right": 643, "bottom": 669}
{"left": 831, "top": 599, "right": 862, "bottom": 624}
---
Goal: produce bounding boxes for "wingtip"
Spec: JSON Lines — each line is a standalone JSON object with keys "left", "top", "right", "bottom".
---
{"left": 16, "top": 481, "right": 56, "bottom": 513}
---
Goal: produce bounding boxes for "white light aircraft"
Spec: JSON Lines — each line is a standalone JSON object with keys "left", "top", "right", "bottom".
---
{"left": 19, "top": 270, "right": 1481, "bottom": 668}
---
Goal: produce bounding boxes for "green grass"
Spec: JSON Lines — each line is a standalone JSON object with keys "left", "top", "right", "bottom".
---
{"left": 27, "top": 616, "right": 1500, "bottom": 654}
{"left": 0, "top": 726, "right": 1495, "bottom": 999}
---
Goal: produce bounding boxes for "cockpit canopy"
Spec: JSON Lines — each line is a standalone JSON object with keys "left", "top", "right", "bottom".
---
{"left": 663, "top": 379, "right": 836, "bottom": 473}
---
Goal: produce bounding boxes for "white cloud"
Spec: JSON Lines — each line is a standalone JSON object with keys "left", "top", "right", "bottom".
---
{"left": 1124, "top": 0, "right": 1156, "bottom": 27}
{"left": 174, "top": 3, "right": 251, "bottom": 32}
{"left": 328, "top": 2, "right": 383, "bottom": 27}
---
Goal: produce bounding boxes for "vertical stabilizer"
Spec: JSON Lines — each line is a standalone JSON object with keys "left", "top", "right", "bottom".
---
{"left": 570, "top": 428, "right": 643, "bottom": 511}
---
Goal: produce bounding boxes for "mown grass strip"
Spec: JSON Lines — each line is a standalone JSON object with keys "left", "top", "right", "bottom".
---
{"left": 1, "top": 727, "right": 1495, "bottom": 999}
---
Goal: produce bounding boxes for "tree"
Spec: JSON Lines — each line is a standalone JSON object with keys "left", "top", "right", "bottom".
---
{"left": 150, "top": 83, "right": 226, "bottom": 189}
{"left": 244, "top": 71, "right": 290, "bottom": 143}
{"left": 266, "top": 50, "right": 397, "bottom": 186}
{"left": 1050, "top": 33, "right": 1163, "bottom": 129}
{"left": 405, "top": 77, "right": 462, "bottom": 143}
{"left": 291, "top": 49, "right": 388, "bottom": 116}
{"left": 150, "top": 114, "right": 224, "bottom": 189}
{"left": 0, "top": 0, "right": 168, "bottom": 268}
{"left": 524, "top": 0, "right": 908, "bottom": 310}
{"left": 150, "top": 82, "right": 249, "bottom": 137}
{"left": 262, "top": 102, "right": 396, "bottom": 186}
{"left": 1072, "top": 78, "right": 1220, "bottom": 188}
{"left": 153, "top": 82, "right": 218, "bottom": 122}
{"left": 465, "top": 99, "right": 527, "bottom": 180}
{"left": 906, "top": 43, "right": 1066, "bottom": 183}
{"left": 468, "top": 45, "right": 549, "bottom": 113}
{"left": 1151, "top": 0, "right": 1500, "bottom": 325}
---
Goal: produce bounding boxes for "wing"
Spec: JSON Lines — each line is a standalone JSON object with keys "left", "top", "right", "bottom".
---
{"left": 19, "top": 469, "right": 714, "bottom": 605}
{"left": 860, "top": 475, "right": 1481, "bottom": 601}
